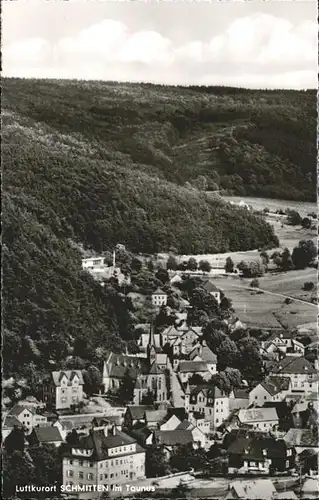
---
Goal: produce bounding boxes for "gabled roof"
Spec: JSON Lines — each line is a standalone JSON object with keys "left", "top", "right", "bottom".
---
{"left": 32, "top": 426, "right": 63, "bottom": 443}
{"left": 232, "top": 388, "right": 250, "bottom": 399}
{"left": 9, "top": 405, "right": 35, "bottom": 417}
{"left": 260, "top": 376, "right": 291, "bottom": 396}
{"left": 284, "top": 428, "right": 319, "bottom": 448}
{"left": 189, "top": 344, "right": 217, "bottom": 363}
{"left": 176, "top": 419, "right": 194, "bottom": 431}
{"left": 202, "top": 280, "right": 219, "bottom": 293}
{"left": 148, "top": 362, "right": 164, "bottom": 375}
{"left": 145, "top": 410, "right": 167, "bottom": 423}
{"left": 106, "top": 353, "right": 148, "bottom": 379}
{"left": 64, "top": 429, "right": 140, "bottom": 461}
{"left": 179, "top": 360, "right": 208, "bottom": 373}
{"left": 51, "top": 370, "right": 84, "bottom": 387}
{"left": 3, "top": 415, "right": 23, "bottom": 428}
{"left": 238, "top": 407, "right": 278, "bottom": 424}
{"left": 154, "top": 429, "right": 193, "bottom": 446}
{"left": 270, "top": 356, "right": 316, "bottom": 375}
{"left": 152, "top": 288, "right": 167, "bottom": 296}
{"left": 229, "top": 479, "right": 276, "bottom": 500}
{"left": 126, "top": 405, "right": 155, "bottom": 420}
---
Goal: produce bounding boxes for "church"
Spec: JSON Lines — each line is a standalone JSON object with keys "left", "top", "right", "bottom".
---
{"left": 102, "top": 326, "right": 170, "bottom": 405}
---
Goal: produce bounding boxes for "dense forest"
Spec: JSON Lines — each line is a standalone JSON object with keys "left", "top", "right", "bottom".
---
{"left": 3, "top": 79, "right": 316, "bottom": 201}
{"left": 4, "top": 78, "right": 313, "bottom": 383}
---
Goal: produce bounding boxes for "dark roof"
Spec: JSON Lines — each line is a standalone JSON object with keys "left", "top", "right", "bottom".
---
{"left": 51, "top": 370, "right": 84, "bottom": 386}
{"left": 145, "top": 410, "right": 167, "bottom": 423}
{"left": 271, "top": 357, "right": 316, "bottom": 375}
{"left": 3, "top": 415, "right": 23, "bottom": 428}
{"left": 189, "top": 344, "right": 217, "bottom": 363}
{"left": 126, "top": 406, "right": 155, "bottom": 420}
{"left": 228, "top": 433, "right": 290, "bottom": 460}
{"left": 152, "top": 288, "right": 167, "bottom": 296}
{"left": 32, "top": 426, "right": 63, "bottom": 443}
{"left": 233, "top": 389, "right": 250, "bottom": 399}
{"left": 261, "top": 376, "right": 291, "bottom": 396}
{"left": 179, "top": 361, "right": 208, "bottom": 373}
{"left": 64, "top": 428, "right": 141, "bottom": 461}
{"left": 148, "top": 362, "right": 164, "bottom": 375}
{"left": 189, "top": 384, "right": 226, "bottom": 399}
{"left": 9, "top": 405, "right": 35, "bottom": 417}
{"left": 284, "top": 429, "right": 319, "bottom": 448}
{"left": 202, "top": 280, "right": 219, "bottom": 293}
{"left": 106, "top": 353, "right": 148, "bottom": 379}
{"left": 176, "top": 420, "right": 193, "bottom": 431}
{"left": 92, "top": 416, "right": 121, "bottom": 426}
{"left": 166, "top": 407, "right": 187, "bottom": 422}
{"left": 154, "top": 429, "right": 193, "bottom": 446}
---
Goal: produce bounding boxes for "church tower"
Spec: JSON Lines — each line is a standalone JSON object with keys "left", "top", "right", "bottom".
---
{"left": 147, "top": 323, "right": 157, "bottom": 366}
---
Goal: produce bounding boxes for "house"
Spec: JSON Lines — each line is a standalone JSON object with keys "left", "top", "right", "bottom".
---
{"left": 177, "top": 360, "right": 211, "bottom": 383}
{"left": 8, "top": 405, "right": 47, "bottom": 434}
{"left": 185, "top": 383, "right": 231, "bottom": 429}
{"left": 226, "top": 431, "right": 295, "bottom": 476}
{"left": 229, "top": 389, "right": 250, "bottom": 411}
{"left": 228, "top": 317, "right": 246, "bottom": 332}
{"left": 261, "top": 332, "right": 305, "bottom": 358}
{"left": 62, "top": 426, "right": 145, "bottom": 495}
{"left": 237, "top": 408, "right": 279, "bottom": 432}
{"left": 188, "top": 411, "right": 211, "bottom": 435}
{"left": 91, "top": 416, "right": 122, "bottom": 432}
{"left": 159, "top": 414, "right": 182, "bottom": 431}
{"left": 169, "top": 273, "right": 183, "bottom": 285}
{"left": 2, "top": 415, "right": 23, "bottom": 441}
{"left": 269, "top": 357, "right": 317, "bottom": 393}
{"left": 123, "top": 406, "right": 155, "bottom": 430}
{"left": 151, "top": 288, "right": 167, "bottom": 307}
{"left": 161, "top": 325, "right": 202, "bottom": 355}
{"left": 225, "top": 479, "right": 276, "bottom": 499}
{"left": 202, "top": 280, "right": 221, "bottom": 305}
{"left": 152, "top": 428, "right": 204, "bottom": 457}
{"left": 144, "top": 410, "right": 168, "bottom": 429}
{"left": 129, "top": 424, "right": 153, "bottom": 447}
{"left": 291, "top": 400, "right": 318, "bottom": 429}
{"left": 283, "top": 428, "right": 319, "bottom": 454}
{"left": 249, "top": 377, "right": 291, "bottom": 406}
{"left": 175, "top": 420, "right": 207, "bottom": 448}
{"left": 43, "top": 370, "right": 84, "bottom": 410}
{"left": 28, "top": 424, "right": 64, "bottom": 447}
{"left": 188, "top": 341, "right": 217, "bottom": 375}
{"left": 82, "top": 253, "right": 130, "bottom": 286}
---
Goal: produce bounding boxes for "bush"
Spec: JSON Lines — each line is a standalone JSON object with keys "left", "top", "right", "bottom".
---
{"left": 284, "top": 298, "right": 293, "bottom": 304}
{"left": 303, "top": 281, "right": 314, "bottom": 291}
{"left": 250, "top": 279, "right": 260, "bottom": 288}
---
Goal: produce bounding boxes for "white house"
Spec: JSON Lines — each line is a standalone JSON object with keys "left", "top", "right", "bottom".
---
{"left": 8, "top": 405, "right": 47, "bottom": 434}
{"left": 249, "top": 376, "right": 292, "bottom": 406}
{"left": 151, "top": 288, "right": 168, "bottom": 307}
{"left": 177, "top": 360, "right": 211, "bottom": 384}
{"left": 269, "top": 357, "right": 317, "bottom": 393}
{"left": 202, "top": 280, "right": 221, "bottom": 305}
{"left": 188, "top": 341, "right": 217, "bottom": 375}
{"left": 43, "top": 370, "right": 84, "bottom": 410}
{"left": 185, "top": 384, "right": 231, "bottom": 429}
{"left": 237, "top": 408, "right": 279, "bottom": 432}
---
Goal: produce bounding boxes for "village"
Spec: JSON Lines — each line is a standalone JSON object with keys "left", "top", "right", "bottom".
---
{"left": 3, "top": 245, "right": 318, "bottom": 500}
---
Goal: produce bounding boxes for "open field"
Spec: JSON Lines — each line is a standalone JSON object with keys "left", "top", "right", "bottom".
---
{"left": 211, "top": 272, "right": 317, "bottom": 329}
{"left": 223, "top": 196, "right": 316, "bottom": 217}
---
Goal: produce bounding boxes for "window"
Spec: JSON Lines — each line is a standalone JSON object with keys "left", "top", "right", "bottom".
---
{"left": 250, "top": 461, "right": 256, "bottom": 467}
{"left": 78, "top": 472, "right": 84, "bottom": 479}
{"left": 67, "top": 470, "right": 74, "bottom": 478}
{"left": 61, "top": 397, "right": 67, "bottom": 403}
{"left": 69, "top": 460, "right": 73, "bottom": 465}
{"left": 100, "top": 474, "right": 103, "bottom": 480}
{"left": 87, "top": 473, "right": 94, "bottom": 480}
{"left": 79, "top": 460, "right": 83, "bottom": 466}
{"left": 104, "top": 474, "right": 108, "bottom": 479}
{"left": 110, "top": 474, "right": 114, "bottom": 479}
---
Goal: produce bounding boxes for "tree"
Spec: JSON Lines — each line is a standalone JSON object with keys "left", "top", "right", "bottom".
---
{"left": 116, "top": 369, "right": 135, "bottom": 405}
{"left": 166, "top": 255, "right": 178, "bottom": 271}
{"left": 198, "top": 260, "right": 212, "bottom": 273}
{"left": 238, "top": 260, "right": 264, "bottom": 278}
{"left": 281, "top": 248, "right": 294, "bottom": 271}
{"left": 287, "top": 210, "right": 302, "bottom": 226}
{"left": 303, "top": 281, "right": 314, "bottom": 291}
{"left": 187, "top": 257, "right": 198, "bottom": 271}
{"left": 83, "top": 365, "right": 102, "bottom": 396}
{"left": 28, "top": 443, "right": 61, "bottom": 488}
{"left": 189, "top": 373, "right": 205, "bottom": 385}
{"left": 292, "top": 240, "right": 317, "bottom": 269}
{"left": 260, "top": 251, "right": 269, "bottom": 267}
{"left": 131, "top": 257, "right": 143, "bottom": 273}
{"left": 4, "top": 427, "right": 25, "bottom": 454}
{"left": 250, "top": 278, "right": 260, "bottom": 288}
{"left": 145, "top": 446, "right": 171, "bottom": 477}
{"left": 302, "top": 217, "right": 312, "bottom": 229}
{"left": 237, "top": 337, "right": 263, "bottom": 384}
{"left": 216, "top": 338, "right": 239, "bottom": 371}
{"left": 225, "top": 257, "right": 234, "bottom": 273}
{"left": 155, "top": 268, "right": 169, "bottom": 285}
{"left": 140, "top": 389, "right": 156, "bottom": 406}
{"left": 3, "top": 450, "right": 35, "bottom": 499}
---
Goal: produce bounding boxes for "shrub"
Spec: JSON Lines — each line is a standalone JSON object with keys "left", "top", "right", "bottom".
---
{"left": 250, "top": 279, "right": 260, "bottom": 288}
{"left": 303, "top": 281, "right": 314, "bottom": 291}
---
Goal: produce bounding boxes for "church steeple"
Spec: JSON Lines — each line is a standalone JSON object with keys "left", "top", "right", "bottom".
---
{"left": 147, "top": 323, "right": 157, "bottom": 366}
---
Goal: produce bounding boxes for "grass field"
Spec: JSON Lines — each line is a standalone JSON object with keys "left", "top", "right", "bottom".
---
{"left": 212, "top": 271, "right": 317, "bottom": 329}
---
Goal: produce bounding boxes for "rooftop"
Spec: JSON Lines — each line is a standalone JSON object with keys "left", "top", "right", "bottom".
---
{"left": 51, "top": 370, "right": 84, "bottom": 387}
{"left": 270, "top": 356, "right": 316, "bottom": 375}
{"left": 238, "top": 407, "right": 278, "bottom": 423}
{"left": 31, "top": 426, "right": 63, "bottom": 443}
{"left": 154, "top": 429, "right": 193, "bottom": 447}
{"left": 260, "top": 376, "right": 291, "bottom": 396}
{"left": 284, "top": 428, "right": 319, "bottom": 448}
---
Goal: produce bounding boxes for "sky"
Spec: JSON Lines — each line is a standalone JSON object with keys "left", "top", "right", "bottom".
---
{"left": 2, "top": 0, "right": 318, "bottom": 89}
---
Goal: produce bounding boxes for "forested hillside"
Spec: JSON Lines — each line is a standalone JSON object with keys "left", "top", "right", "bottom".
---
{"left": 3, "top": 79, "right": 316, "bottom": 201}
{"left": 5, "top": 78, "right": 312, "bottom": 383}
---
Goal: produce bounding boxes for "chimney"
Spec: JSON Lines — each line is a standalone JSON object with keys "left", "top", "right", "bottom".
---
{"left": 112, "top": 425, "right": 116, "bottom": 436}
{"left": 104, "top": 427, "right": 108, "bottom": 437}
